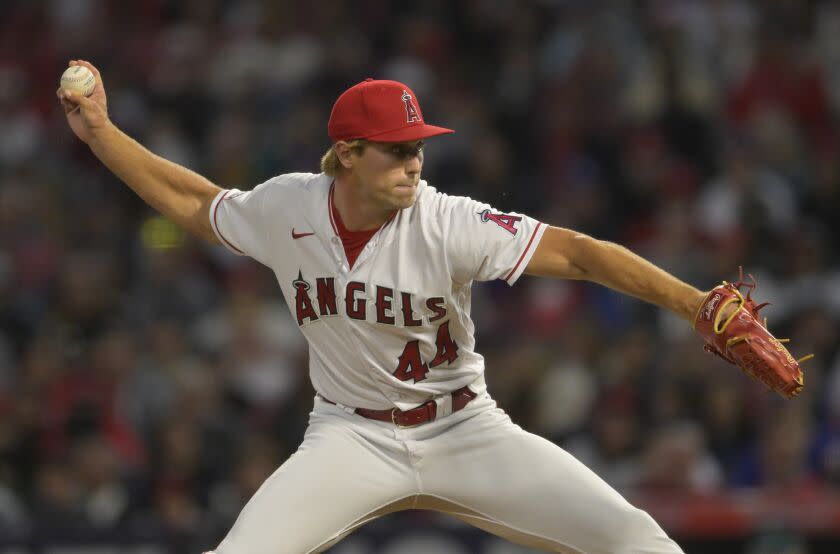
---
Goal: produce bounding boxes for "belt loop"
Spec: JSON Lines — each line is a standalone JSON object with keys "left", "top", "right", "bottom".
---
{"left": 435, "top": 394, "right": 453, "bottom": 419}
{"left": 320, "top": 394, "right": 356, "bottom": 415}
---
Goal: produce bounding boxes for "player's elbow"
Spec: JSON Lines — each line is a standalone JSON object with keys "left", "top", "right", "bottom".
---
{"left": 564, "top": 233, "right": 605, "bottom": 277}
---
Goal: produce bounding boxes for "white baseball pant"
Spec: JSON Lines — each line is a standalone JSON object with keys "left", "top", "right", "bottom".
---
{"left": 209, "top": 394, "right": 683, "bottom": 553}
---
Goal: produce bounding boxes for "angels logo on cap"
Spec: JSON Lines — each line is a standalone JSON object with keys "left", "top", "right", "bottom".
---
{"left": 328, "top": 79, "right": 454, "bottom": 143}
{"left": 401, "top": 90, "right": 421, "bottom": 123}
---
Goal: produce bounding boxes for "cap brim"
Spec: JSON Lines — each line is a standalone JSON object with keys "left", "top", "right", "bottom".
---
{"left": 366, "top": 124, "right": 455, "bottom": 143}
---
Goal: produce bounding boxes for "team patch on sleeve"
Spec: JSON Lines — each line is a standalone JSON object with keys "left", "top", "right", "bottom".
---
{"left": 477, "top": 209, "right": 521, "bottom": 235}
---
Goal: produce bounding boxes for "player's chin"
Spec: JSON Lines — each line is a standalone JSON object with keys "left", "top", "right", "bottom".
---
{"left": 389, "top": 189, "right": 417, "bottom": 209}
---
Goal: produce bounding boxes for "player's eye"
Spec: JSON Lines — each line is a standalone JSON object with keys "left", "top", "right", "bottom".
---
{"left": 390, "top": 141, "right": 424, "bottom": 159}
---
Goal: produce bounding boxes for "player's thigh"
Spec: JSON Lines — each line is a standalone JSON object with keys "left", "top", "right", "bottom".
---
{"left": 215, "top": 409, "right": 416, "bottom": 554}
{"left": 419, "top": 408, "right": 682, "bottom": 554}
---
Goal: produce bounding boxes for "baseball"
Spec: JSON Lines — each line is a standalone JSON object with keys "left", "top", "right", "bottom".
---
{"left": 60, "top": 65, "right": 96, "bottom": 96}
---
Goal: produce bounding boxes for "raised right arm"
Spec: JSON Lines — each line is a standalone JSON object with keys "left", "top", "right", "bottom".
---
{"left": 57, "top": 60, "right": 221, "bottom": 244}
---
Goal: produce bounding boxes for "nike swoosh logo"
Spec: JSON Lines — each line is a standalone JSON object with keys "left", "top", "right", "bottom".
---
{"left": 292, "top": 228, "right": 315, "bottom": 239}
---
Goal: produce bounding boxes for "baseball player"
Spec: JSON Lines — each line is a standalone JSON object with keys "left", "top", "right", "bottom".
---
{"left": 59, "top": 60, "right": 805, "bottom": 553}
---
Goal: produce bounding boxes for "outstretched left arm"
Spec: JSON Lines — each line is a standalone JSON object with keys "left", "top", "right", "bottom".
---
{"left": 524, "top": 226, "right": 707, "bottom": 322}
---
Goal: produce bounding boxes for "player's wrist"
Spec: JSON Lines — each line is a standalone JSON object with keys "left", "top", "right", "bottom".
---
{"left": 86, "top": 117, "right": 118, "bottom": 147}
{"left": 686, "top": 289, "right": 710, "bottom": 325}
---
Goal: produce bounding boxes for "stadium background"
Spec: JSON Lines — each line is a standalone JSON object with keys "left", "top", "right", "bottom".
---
{"left": 2, "top": 0, "right": 840, "bottom": 552}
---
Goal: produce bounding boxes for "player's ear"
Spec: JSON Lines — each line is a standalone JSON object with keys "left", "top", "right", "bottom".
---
{"left": 334, "top": 141, "right": 356, "bottom": 170}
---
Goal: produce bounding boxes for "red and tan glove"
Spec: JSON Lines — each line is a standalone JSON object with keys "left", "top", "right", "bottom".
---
{"left": 694, "top": 269, "right": 811, "bottom": 398}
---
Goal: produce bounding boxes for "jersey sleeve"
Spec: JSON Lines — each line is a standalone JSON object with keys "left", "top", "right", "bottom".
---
{"left": 442, "top": 195, "right": 547, "bottom": 286}
{"left": 209, "top": 183, "right": 274, "bottom": 265}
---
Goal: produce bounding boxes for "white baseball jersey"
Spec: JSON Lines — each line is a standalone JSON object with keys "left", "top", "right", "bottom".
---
{"left": 209, "top": 172, "right": 546, "bottom": 411}
{"left": 207, "top": 173, "right": 683, "bottom": 554}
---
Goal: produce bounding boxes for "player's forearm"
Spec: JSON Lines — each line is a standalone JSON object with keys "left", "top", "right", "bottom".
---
{"left": 572, "top": 236, "right": 706, "bottom": 321}
{"left": 87, "top": 121, "right": 221, "bottom": 243}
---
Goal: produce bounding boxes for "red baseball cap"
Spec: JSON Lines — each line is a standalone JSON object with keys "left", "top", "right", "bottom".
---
{"left": 328, "top": 78, "right": 454, "bottom": 143}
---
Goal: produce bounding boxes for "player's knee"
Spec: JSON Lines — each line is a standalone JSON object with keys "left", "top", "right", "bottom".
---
{"left": 610, "top": 505, "right": 681, "bottom": 553}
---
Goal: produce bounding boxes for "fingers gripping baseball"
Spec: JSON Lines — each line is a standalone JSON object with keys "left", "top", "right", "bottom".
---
{"left": 57, "top": 60, "right": 109, "bottom": 143}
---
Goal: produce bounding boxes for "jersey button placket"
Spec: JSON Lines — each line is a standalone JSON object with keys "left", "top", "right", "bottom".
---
{"left": 330, "top": 236, "right": 347, "bottom": 273}
{"left": 353, "top": 239, "right": 376, "bottom": 268}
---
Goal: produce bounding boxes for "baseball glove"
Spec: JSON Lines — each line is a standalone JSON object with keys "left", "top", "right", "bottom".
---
{"left": 694, "top": 268, "right": 811, "bottom": 398}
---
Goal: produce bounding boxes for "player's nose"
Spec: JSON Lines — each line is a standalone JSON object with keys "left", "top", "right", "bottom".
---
{"left": 404, "top": 153, "right": 422, "bottom": 175}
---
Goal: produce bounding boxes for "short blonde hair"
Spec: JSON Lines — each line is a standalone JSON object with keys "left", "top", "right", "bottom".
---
{"left": 320, "top": 140, "right": 368, "bottom": 176}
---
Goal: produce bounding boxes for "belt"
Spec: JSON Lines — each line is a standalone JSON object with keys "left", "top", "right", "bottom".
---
{"left": 321, "top": 385, "right": 477, "bottom": 427}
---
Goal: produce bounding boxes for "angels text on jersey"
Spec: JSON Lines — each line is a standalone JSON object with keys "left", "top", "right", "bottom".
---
{"left": 292, "top": 270, "right": 459, "bottom": 383}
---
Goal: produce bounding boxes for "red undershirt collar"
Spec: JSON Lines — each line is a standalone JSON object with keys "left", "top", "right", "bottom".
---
{"left": 329, "top": 184, "right": 395, "bottom": 269}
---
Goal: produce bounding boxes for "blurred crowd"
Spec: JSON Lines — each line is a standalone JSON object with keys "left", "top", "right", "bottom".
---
{"left": 2, "top": 0, "right": 840, "bottom": 550}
